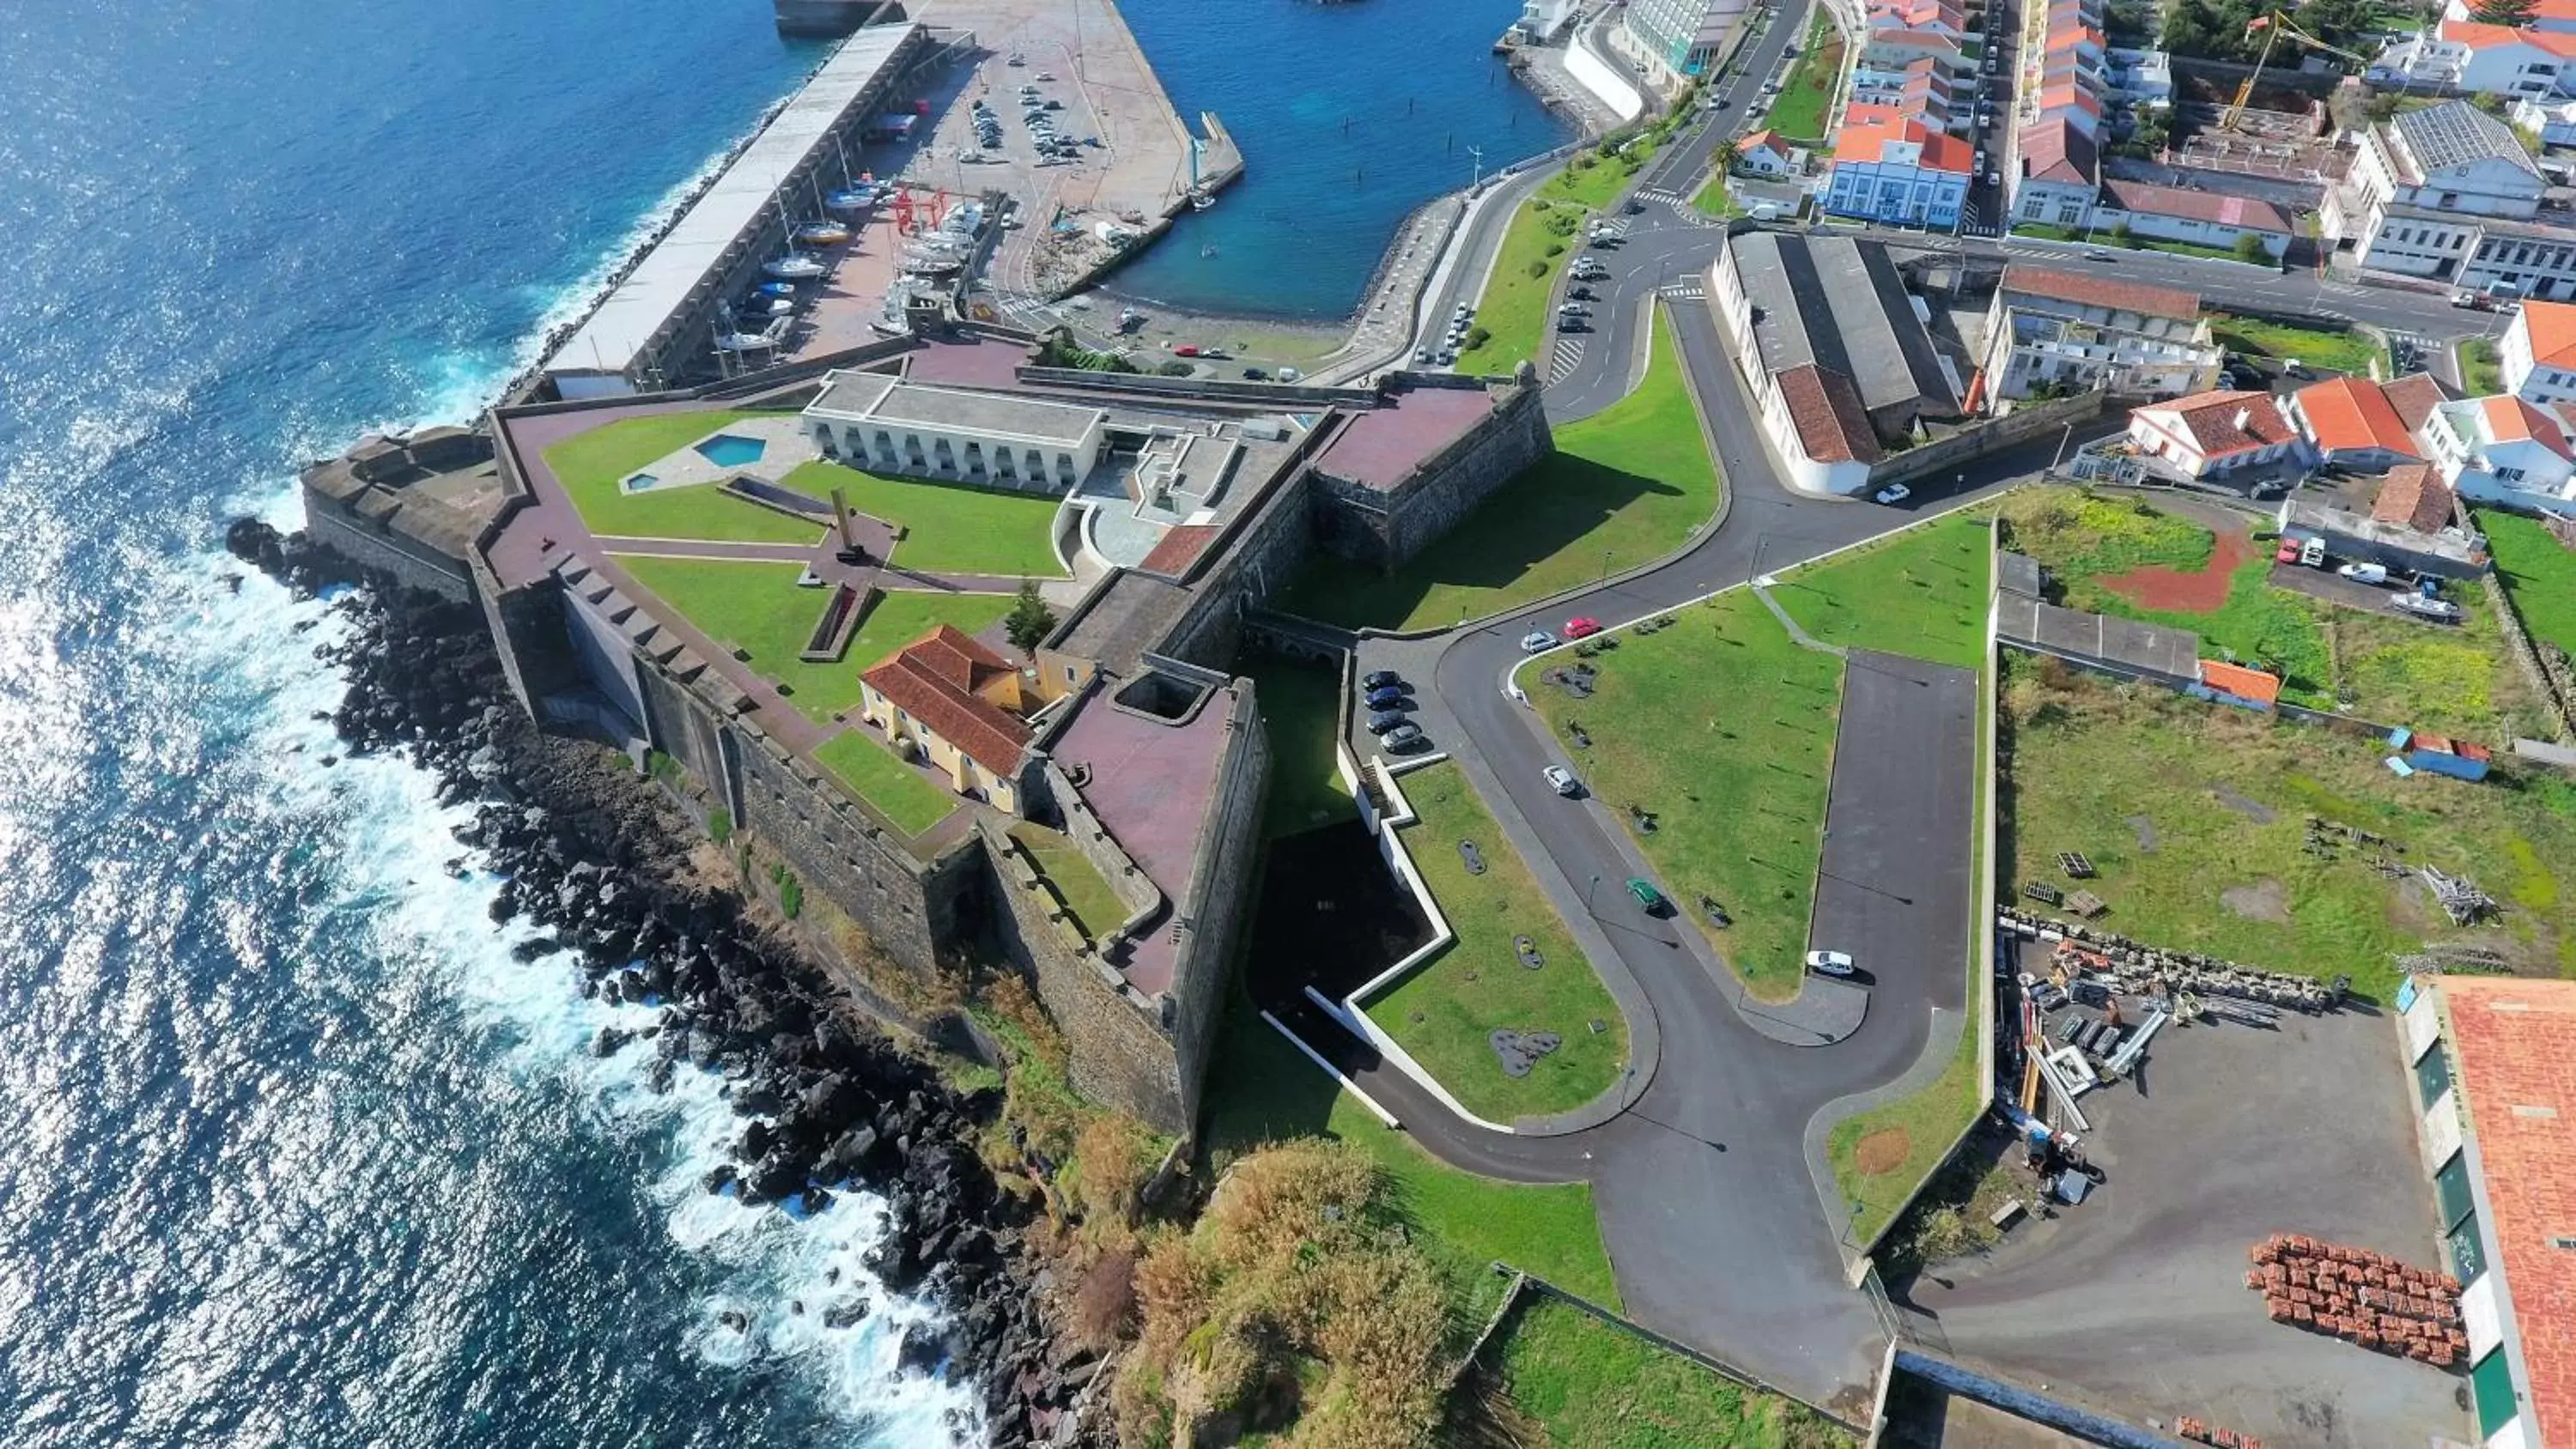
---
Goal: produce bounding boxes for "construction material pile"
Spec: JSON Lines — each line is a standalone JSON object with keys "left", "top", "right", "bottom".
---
{"left": 2244, "top": 1234, "right": 2466, "bottom": 1367}
{"left": 2173, "top": 1418, "right": 2261, "bottom": 1448}
{"left": 1998, "top": 909, "right": 2342, "bottom": 1011}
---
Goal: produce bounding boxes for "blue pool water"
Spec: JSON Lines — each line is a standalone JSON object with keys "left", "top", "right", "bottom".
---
{"left": 1108, "top": 0, "right": 1573, "bottom": 318}
{"left": 696, "top": 433, "right": 771, "bottom": 468}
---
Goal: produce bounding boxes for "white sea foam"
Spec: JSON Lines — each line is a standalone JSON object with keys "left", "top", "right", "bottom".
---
{"left": 168, "top": 554, "right": 984, "bottom": 1446}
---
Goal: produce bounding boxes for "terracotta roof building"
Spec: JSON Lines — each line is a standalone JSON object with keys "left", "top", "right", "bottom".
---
{"left": 2125, "top": 389, "right": 2305, "bottom": 478}
{"left": 856, "top": 623, "right": 1035, "bottom": 814}
{"left": 1982, "top": 266, "right": 2221, "bottom": 408}
{"left": 2502, "top": 298, "right": 2576, "bottom": 407}
{"left": 2384, "top": 372, "right": 2456, "bottom": 433}
{"left": 2400, "top": 974, "right": 2576, "bottom": 1449}
{"left": 2372, "top": 464, "right": 2460, "bottom": 534}
{"left": 2291, "top": 374, "right": 2426, "bottom": 464}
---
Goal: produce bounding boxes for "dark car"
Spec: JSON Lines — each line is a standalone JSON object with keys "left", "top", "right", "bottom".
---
{"left": 1383, "top": 723, "right": 1426, "bottom": 750}
{"left": 1364, "top": 685, "right": 1408, "bottom": 710}
{"left": 1364, "top": 710, "right": 1409, "bottom": 734}
{"left": 1362, "top": 669, "right": 1402, "bottom": 691}
{"left": 1567, "top": 285, "right": 1594, "bottom": 300}
{"left": 1242, "top": 367, "right": 1268, "bottom": 380}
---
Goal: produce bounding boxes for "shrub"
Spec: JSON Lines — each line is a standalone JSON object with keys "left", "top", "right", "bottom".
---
{"left": 1073, "top": 1244, "right": 1142, "bottom": 1348}
{"left": 1524, "top": 259, "right": 1548, "bottom": 280}
{"left": 706, "top": 807, "right": 733, "bottom": 844}
{"left": 1006, "top": 578, "right": 1058, "bottom": 651}
{"left": 769, "top": 863, "right": 804, "bottom": 920}
{"left": 2233, "top": 233, "right": 2270, "bottom": 263}
{"left": 1462, "top": 325, "right": 1492, "bottom": 351}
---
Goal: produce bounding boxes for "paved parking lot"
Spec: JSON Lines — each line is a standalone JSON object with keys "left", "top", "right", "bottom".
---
{"left": 1906, "top": 1009, "right": 2469, "bottom": 1448}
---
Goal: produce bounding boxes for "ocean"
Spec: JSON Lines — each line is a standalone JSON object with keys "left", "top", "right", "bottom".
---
{"left": 0, "top": 1, "right": 975, "bottom": 1443}
{"left": 1108, "top": 0, "right": 1574, "bottom": 318}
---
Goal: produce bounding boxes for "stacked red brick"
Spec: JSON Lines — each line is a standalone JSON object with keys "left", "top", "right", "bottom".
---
{"left": 2243, "top": 1234, "right": 2467, "bottom": 1367}
{"left": 2172, "top": 1416, "right": 2263, "bottom": 1449}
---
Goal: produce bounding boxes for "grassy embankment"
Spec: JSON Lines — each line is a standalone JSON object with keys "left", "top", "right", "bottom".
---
{"left": 778, "top": 459, "right": 1066, "bottom": 577}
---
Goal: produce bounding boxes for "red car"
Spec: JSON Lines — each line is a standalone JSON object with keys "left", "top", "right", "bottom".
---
{"left": 1563, "top": 615, "right": 1603, "bottom": 639}
{"left": 1173, "top": 344, "right": 1200, "bottom": 357}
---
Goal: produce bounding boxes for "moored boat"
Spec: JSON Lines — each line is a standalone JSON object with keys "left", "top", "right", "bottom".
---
{"left": 763, "top": 253, "right": 829, "bottom": 280}
{"left": 793, "top": 221, "right": 853, "bottom": 246}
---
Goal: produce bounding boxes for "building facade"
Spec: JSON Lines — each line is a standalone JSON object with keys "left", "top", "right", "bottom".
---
{"left": 2421, "top": 393, "right": 2576, "bottom": 510}
{"left": 2367, "top": 19, "right": 2576, "bottom": 98}
{"left": 1823, "top": 117, "right": 1974, "bottom": 226}
{"left": 1981, "top": 266, "right": 2221, "bottom": 405}
{"left": 2500, "top": 298, "right": 2576, "bottom": 405}
{"left": 2324, "top": 100, "right": 2576, "bottom": 300}
{"left": 1617, "top": 0, "right": 1734, "bottom": 82}
{"left": 804, "top": 368, "right": 1109, "bottom": 491}
{"left": 2124, "top": 389, "right": 2303, "bottom": 476}
{"left": 855, "top": 624, "right": 1036, "bottom": 813}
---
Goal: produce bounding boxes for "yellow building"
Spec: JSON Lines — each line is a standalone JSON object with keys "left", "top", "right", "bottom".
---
{"left": 856, "top": 624, "right": 1033, "bottom": 812}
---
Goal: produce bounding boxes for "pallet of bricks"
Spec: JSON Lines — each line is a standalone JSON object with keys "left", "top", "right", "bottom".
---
{"left": 2172, "top": 1417, "right": 2260, "bottom": 1448}
{"left": 2243, "top": 1234, "right": 2467, "bottom": 1367}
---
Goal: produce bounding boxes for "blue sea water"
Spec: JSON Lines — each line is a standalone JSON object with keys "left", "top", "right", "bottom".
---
{"left": 0, "top": 3, "right": 982, "bottom": 1445}
{"left": 1108, "top": 0, "right": 1574, "bottom": 318}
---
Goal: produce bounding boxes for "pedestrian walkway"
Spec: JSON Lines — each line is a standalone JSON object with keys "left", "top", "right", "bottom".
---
{"left": 1752, "top": 582, "right": 1846, "bottom": 657}
{"left": 1547, "top": 335, "right": 1586, "bottom": 384}
{"left": 1658, "top": 278, "right": 1706, "bottom": 300}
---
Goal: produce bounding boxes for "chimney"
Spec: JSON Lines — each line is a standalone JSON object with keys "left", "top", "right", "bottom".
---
{"left": 2234, "top": 407, "right": 2252, "bottom": 433}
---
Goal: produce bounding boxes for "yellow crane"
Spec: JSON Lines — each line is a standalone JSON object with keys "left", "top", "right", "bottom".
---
{"left": 2221, "top": 9, "right": 2375, "bottom": 130}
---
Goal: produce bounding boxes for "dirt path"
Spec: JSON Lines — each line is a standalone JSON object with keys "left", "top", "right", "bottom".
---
{"left": 2098, "top": 511, "right": 2252, "bottom": 614}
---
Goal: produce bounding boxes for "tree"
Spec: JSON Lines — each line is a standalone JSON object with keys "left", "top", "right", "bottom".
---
{"left": 2109, "top": 219, "right": 2136, "bottom": 247}
{"left": 1715, "top": 138, "right": 1743, "bottom": 176}
{"left": 1006, "top": 579, "right": 1057, "bottom": 651}
{"left": 2234, "top": 232, "right": 2274, "bottom": 264}
{"left": 2474, "top": 0, "right": 2537, "bottom": 23}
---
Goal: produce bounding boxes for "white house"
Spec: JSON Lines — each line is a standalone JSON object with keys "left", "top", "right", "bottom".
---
{"left": 2421, "top": 393, "right": 2576, "bottom": 511}
{"left": 803, "top": 369, "right": 1108, "bottom": 491}
{"left": 2445, "top": 0, "right": 2576, "bottom": 37}
{"left": 2501, "top": 298, "right": 2576, "bottom": 404}
{"left": 2125, "top": 390, "right": 2306, "bottom": 477}
{"left": 2095, "top": 179, "right": 2293, "bottom": 258}
{"left": 1730, "top": 129, "right": 1801, "bottom": 177}
{"left": 1982, "top": 266, "right": 2223, "bottom": 405}
{"left": 2011, "top": 116, "right": 2100, "bottom": 232}
{"left": 2513, "top": 94, "right": 2576, "bottom": 144}
{"left": 1822, "top": 117, "right": 1975, "bottom": 227}
{"left": 1513, "top": 0, "right": 1581, "bottom": 43}
{"left": 2367, "top": 19, "right": 2576, "bottom": 98}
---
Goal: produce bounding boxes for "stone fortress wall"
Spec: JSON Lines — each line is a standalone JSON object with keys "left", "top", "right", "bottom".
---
{"left": 1309, "top": 374, "right": 1554, "bottom": 570}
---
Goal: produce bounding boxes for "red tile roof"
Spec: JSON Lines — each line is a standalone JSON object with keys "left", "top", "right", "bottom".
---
{"left": 2482, "top": 394, "right": 2576, "bottom": 461}
{"left": 2017, "top": 117, "right": 2098, "bottom": 185}
{"left": 2102, "top": 178, "right": 2292, "bottom": 234}
{"left": 2438, "top": 975, "right": 2576, "bottom": 1449}
{"left": 2382, "top": 372, "right": 2453, "bottom": 432}
{"left": 860, "top": 623, "right": 1032, "bottom": 774}
{"left": 2372, "top": 463, "right": 2457, "bottom": 533}
{"left": 2004, "top": 265, "right": 2202, "bottom": 321}
{"left": 2141, "top": 389, "right": 2298, "bottom": 460}
{"left": 1777, "top": 364, "right": 1883, "bottom": 465}
{"left": 1138, "top": 524, "right": 1220, "bottom": 577}
{"left": 2438, "top": 16, "right": 2576, "bottom": 55}
{"left": 2519, "top": 298, "right": 2576, "bottom": 371}
{"left": 1737, "top": 128, "right": 1789, "bottom": 161}
{"left": 1832, "top": 116, "right": 1974, "bottom": 173}
{"left": 2297, "top": 375, "right": 2422, "bottom": 459}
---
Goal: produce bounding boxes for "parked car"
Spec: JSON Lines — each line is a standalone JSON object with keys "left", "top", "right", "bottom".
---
{"left": 1362, "top": 669, "right": 1402, "bottom": 690}
{"left": 1364, "top": 685, "right": 1408, "bottom": 709}
{"left": 2084, "top": 248, "right": 2116, "bottom": 262}
{"left": 1365, "top": 710, "right": 1409, "bottom": 734}
{"left": 1563, "top": 615, "right": 1603, "bottom": 639}
{"left": 1241, "top": 367, "right": 1268, "bottom": 380}
{"left": 1542, "top": 764, "right": 1583, "bottom": 797}
{"left": 1173, "top": 344, "right": 1200, "bottom": 357}
{"left": 1874, "top": 483, "right": 1911, "bottom": 506}
{"left": 1519, "top": 629, "right": 1559, "bottom": 653}
{"left": 1804, "top": 949, "right": 1856, "bottom": 978}
{"left": 1383, "top": 723, "right": 1427, "bottom": 750}
{"left": 1626, "top": 878, "right": 1668, "bottom": 914}
{"left": 2337, "top": 561, "right": 2391, "bottom": 585}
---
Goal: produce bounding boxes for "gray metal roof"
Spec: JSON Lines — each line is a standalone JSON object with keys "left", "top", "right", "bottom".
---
{"left": 805, "top": 369, "right": 1105, "bottom": 445}
{"left": 549, "top": 26, "right": 917, "bottom": 385}
{"left": 2393, "top": 101, "right": 2538, "bottom": 182}
{"left": 1728, "top": 231, "right": 1957, "bottom": 418}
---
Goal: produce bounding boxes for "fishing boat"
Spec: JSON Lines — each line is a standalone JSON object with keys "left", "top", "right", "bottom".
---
{"left": 751, "top": 281, "right": 798, "bottom": 299}
{"left": 794, "top": 221, "right": 853, "bottom": 246}
{"left": 825, "top": 186, "right": 878, "bottom": 213}
{"left": 763, "top": 253, "right": 829, "bottom": 280}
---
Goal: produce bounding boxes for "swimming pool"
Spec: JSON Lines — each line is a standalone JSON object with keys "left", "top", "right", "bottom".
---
{"left": 694, "top": 433, "right": 768, "bottom": 468}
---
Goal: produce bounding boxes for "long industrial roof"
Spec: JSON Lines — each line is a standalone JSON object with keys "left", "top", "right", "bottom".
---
{"left": 548, "top": 25, "right": 917, "bottom": 386}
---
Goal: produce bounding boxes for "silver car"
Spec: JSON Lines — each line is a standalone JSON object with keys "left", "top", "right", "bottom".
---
{"left": 1519, "top": 629, "right": 1558, "bottom": 653}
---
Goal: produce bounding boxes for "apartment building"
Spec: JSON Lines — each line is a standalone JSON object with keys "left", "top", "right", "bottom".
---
{"left": 1981, "top": 266, "right": 2221, "bottom": 404}
{"left": 2500, "top": 298, "right": 2576, "bottom": 404}
{"left": 1822, "top": 116, "right": 1976, "bottom": 226}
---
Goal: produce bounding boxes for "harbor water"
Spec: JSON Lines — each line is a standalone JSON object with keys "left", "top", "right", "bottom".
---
{"left": 1109, "top": 0, "right": 1575, "bottom": 318}
{"left": 0, "top": 2, "right": 979, "bottom": 1444}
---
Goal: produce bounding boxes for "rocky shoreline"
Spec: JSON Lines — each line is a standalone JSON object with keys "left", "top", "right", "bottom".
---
{"left": 225, "top": 518, "right": 1104, "bottom": 1449}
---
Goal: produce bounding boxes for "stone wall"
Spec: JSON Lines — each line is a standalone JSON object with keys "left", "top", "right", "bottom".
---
{"left": 1153, "top": 459, "right": 1321, "bottom": 670}
{"left": 1871, "top": 388, "right": 2114, "bottom": 488}
{"left": 303, "top": 487, "right": 478, "bottom": 601}
{"left": 1309, "top": 379, "right": 1553, "bottom": 569}
{"left": 1161, "top": 677, "right": 1270, "bottom": 1129}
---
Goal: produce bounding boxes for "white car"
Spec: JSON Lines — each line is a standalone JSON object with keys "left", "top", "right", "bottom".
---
{"left": 2337, "top": 561, "right": 2390, "bottom": 585}
{"left": 1519, "top": 629, "right": 1559, "bottom": 653}
{"left": 1874, "top": 483, "right": 1911, "bottom": 506}
{"left": 1542, "top": 764, "right": 1582, "bottom": 797}
{"left": 1804, "top": 950, "right": 1856, "bottom": 977}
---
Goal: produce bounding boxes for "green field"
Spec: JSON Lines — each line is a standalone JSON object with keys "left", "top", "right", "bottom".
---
{"left": 778, "top": 460, "right": 1067, "bottom": 578}
{"left": 2484, "top": 507, "right": 2576, "bottom": 655}
{"left": 2002, "top": 657, "right": 2576, "bottom": 994}
{"left": 2210, "top": 314, "right": 2381, "bottom": 379}
{"left": 541, "top": 410, "right": 825, "bottom": 543}
{"left": 1483, "top": 1296, "right": 1852, "bottom": 1448}
{"left": 1202, "top": 988, "right": 1621, "bottom": 1314}
{"left": 1376, "top": 764, "right": 1629, "bottom": 1122}
{"left": 1452, "top": 139, "right": 1665, "bottom": 376}
{"left": 1997, "top": 488, "right": 2213, "bottom": 579}
{"left": 1773, "top": 510, "right": 1994, "bottom": 670}
{"left": 1532, "top": 589, "right": 1841, "bottom": 999}
{"left": 812, "top": 728, "right": 960, "bottom": 837}
{"left": 1281, "top": 314, "right": 1721, "bottom": 631}
{"left": 1769, "top": 6, "right": 1843, "bottom": 144}
{"left": 1239, "top": 654, "right": 1358, "bottom": 840}
{"left": 612, "top": 557, "right": 1013, "bottom": 723}
{"left": 1009, "top": 822, "right": 1129, "bottom": 942}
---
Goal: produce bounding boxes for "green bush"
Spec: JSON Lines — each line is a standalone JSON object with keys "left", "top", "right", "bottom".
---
{"left": 707, "top": 807, "right": 733, "bottom": 844}
{"left": 1524, "top": 259, "right": 1549, "bottom": 280}
{"left": 2234, "top": 233, "right": 2270, "bottom": 263}
{"left": 646, "top": 749, "right": 682, "bottom": 785}
{"left": 1155, "top": 359, "right": 1194, "bottom": 377}
{"left": 1462, "top": 325, "right": 1492, "bottom": 351}
{"left": 769, "top": 863, "right": 805, "bottom": 920}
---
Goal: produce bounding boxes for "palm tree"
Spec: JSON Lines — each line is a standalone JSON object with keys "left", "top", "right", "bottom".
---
{"left": 1715, "top": 139, "right": 1743, "bottom": 177}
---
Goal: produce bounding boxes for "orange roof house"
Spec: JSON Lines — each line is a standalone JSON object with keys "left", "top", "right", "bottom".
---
{"left": 2293, "top": 375, "right": 2423, "bottom": 462}
{"left": 2520, "top": 298, "right": 2576, "bottom": 370}
{"left": 2372, "top": 463, "right": 2459, "bottom": 534}
{"left": 856, "top": 624, "right": 1034, "bottom": 809}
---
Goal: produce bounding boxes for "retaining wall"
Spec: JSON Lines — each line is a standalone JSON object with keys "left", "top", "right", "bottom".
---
{"left": 1310, "top": 380, "right": 1554, "bottom": 569}
{"left": 1870, "top": 390, "right": 2113, "bottom": 489}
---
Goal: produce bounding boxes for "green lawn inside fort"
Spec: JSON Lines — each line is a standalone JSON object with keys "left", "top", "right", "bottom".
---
{"left": 1007, "top": 822, "right": 1128, "bottom": 943}
{"left": 2000, "top": 655, "right": 2576, "bottom": 996}
{"left": 1238, "top": 653, "right": 1358, "bottom": 840}
{"left": 1373, "top": 762, "right": 1630, "bottom": 1123}
{"left": 611, "top": 555, "right": 1014, "bottom": 724}
{"left": 1452, "top": 139, "right": 1664, "bottom": 377}
{"left": 777, "top": 459, "right": 1067, "bottom": 578}
{"left": 1481, "top": 1294, "right": 1855, "bottom": 1448}
{"left": 811, "top": 728, "right": 961, "bottom": 839}
{"left": 2207, "top": 313, "right": 2382, "bottom": 379}
{"left": 1280, "top": 314, "right": 1719, "bottom": 631}
{"left": 1998, "top": 490, "right": 2547, "bottom": 740}
{"left": 2482, "top": 506, "right": 2576, "bottom": 656}
{"left": 541, "top": 409, "right": 826, "bottom": 544}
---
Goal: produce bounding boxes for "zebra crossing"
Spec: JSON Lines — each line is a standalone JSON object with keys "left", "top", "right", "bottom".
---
{"left": 1547, "top": 336, "right": 1585, "bottom": 384}
{"left": 1659, "top": 279, "right": 1707, "bottom": 300}
{"left": 1635, "top": 187, "right": 1689, "bottom": 209}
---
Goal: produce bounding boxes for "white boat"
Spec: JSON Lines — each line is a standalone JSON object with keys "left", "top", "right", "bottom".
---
{"left": 763, "top": 253, "right": 829, "bottom": 280}
{"left": 1189, "top": 188, "right": 1213, "bottom": 211}
{"left": 794, "top": 221, "right": 853, "bottom": 246}
{"left": 715, "top": 321, "right": 787, "bottom": 351}
{"left": 826, "top": 187, "right": 877, "bottom": 213}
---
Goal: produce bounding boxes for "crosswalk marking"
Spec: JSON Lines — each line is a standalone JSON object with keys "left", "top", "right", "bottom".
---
{"left": 1547, "top": 336, "right": 1585, "bottom": 384}
{"left": 1636, "top": 187, "right": 1687, "bottom": 207}
{"left": 1660, "top": 280, "right": 1707, "bottom": 300}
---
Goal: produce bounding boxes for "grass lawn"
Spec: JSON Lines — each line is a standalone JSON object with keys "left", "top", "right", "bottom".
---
{"left": 2210, "top": 314, "right": 2380, "bottom": 378}
{"left": 1453, "top": 140, "right": 1665, "bottom": 375}
{"left": 778, "top": 459, "right": 1066, "bottom": 578}
{"left": 1772, "top": 509, "right": 1994, "bottom": 670}
{"left": 2462, "top": 338, "right": 2506, "bottom": 397}
{"left": 1768, "top": 6, "right": 1843, "bottom": 144}
{"left": 613, "top": 557, "right": 1014, "bottom": 723}
{"left": 1240, "top": 653, "right": 1359, "bottom": 840}
{"left": 541, "top": 409, "right": 825, "bottom": 544}
{"left": 1483, "top": 1296, "right": 1854, "bottom": 1448}
{"left": 2483, "top": 506, "right": 2576, "bottom": 655}
{"left": 2140, "top": 235, "right": 2263, "bottom": 264}
{"left": 1376, "top": 764, "right": 1630, "bottom": 1122}
{"left": 1009, "top": 822, "right": 1130, "bottom": 942}
{"left": 1281, "top": 314, "right": 1720, "bottom": 631}
{"left": 1692, "top": 171, "right": 1747, "bottom": 220}
{"left": 1533, "top": 589, "right": 1841, "bottom": 999}
{"left": 1997, "top": 488, "right": 2213, "bottom": 579}
{"left": 1202, "top": 986, "right": 1621, "bottom": 1315}
{"left": 2002, "top": 657, "right": 2576, "bottom": 993}
{"left": 812, "top": 728, "right": 960, "bottom": 837}
{"left": 2008, "top": 222, "right": 2084, "bottom": 242}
